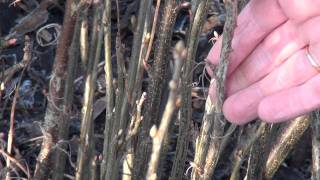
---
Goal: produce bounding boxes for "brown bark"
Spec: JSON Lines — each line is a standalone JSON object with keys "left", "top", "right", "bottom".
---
{"left": 133, "top": 0, "right": 180, "bottom": 179}
{"left": 33, "top": 0, "right": 76, "bottom": 179}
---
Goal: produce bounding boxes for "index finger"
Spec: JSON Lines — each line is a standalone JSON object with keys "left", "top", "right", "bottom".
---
{"left": 206, "top": 0, "right": 287, "bottom": 76}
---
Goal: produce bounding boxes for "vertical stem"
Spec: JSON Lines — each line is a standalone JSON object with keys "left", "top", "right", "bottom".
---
{"left": 122, "top": 148, "right": 134, "bottom": 180}
{"left": 244, "top": 123, "right": 271, "bottom": 180}
{"left": 118, "top": 0, "right": 150, "bottom": 138}
{"left": 264, "top": 116, "right": 311, "bottom": 179}
{"left": 122, "top": 93, "right": 147, "bottom": 180}
{"left": 122, "top": 2, "right": 154, "bottom": 180}
{"left": 75, "top": 1, "right": 104, "bottom": 179}
{"left": 190, "top": 1, "right": 238, "bottom": 179}
{"left": 202, "top": 0, "right": 238, "bottom": 178}
{"left": 229, "top": 122, "right": 266, "bottom": 180}
{"left": 101, "top": 0, "right": 113, "bottom": 179}
{"left": 34, "top": 0, "right": 76, "bottom": 179}
{"left": 191, "top": 97, "right": 214, "bottom": 180}
{"left": 90, "top": 156, "right": 97, "bottom": 180}
{"left": 6, "top": 36, "right": 32, "bottom": 180}
{"left": 133, "top": 1, "right": 180, "bottom": 179}
{"left": 312, "top": 111, "right": 320, "bottom": 180}
{"left": 143, "top": 0, "right": 162, "bottom": 68}
{"left": 132, "top": 0, "right": 153, "bottom": 102}
{"left": 146, "top": 41, "right": 186, "bottom": 180}
{"left": 80, "top": 4, "right": 89, "bottom": 71}
{"left": 170, "top": 1, "right": 208, "bottom": 179}
{"left": 52, "top": 4, "right": 81, "bottom": 179}
{"left": 127, "top": 0, "right": 150, "bottom": 99}
{"left": 104, "top": 0, "right": 125, "bottom": 179}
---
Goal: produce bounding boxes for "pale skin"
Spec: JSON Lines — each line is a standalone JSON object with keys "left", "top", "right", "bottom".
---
{"left": 207, "top": 0, "right": 320, "bottom": 124}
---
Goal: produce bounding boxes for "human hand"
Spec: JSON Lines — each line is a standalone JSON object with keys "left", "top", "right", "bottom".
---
{"left": 207, "top": 0, "right": 320, "bottom": 124}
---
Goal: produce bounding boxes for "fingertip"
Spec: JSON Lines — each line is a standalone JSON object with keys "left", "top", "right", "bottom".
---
{"left": 257, "top": 100, "right": 273, "bottom": 122}
{"left": 222, "top": 98, "right": 252, "bottom": 125}
{"left": 225, "top": 76, "right": 238, "bottom": 96}
{"left": 258, "top": 99, "right": 286, "bottom": 123}
{"left": 223, "top": 104, "right": 241, "bottom": 125}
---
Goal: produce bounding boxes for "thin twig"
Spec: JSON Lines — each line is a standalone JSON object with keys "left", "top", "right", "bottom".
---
{"left": 170, "top": 0, "right": 208, "bottom": 179}
{"left": 130, "top": 0, "right": 153, "bottom": 105}
{"left": 100, "top": 0, "right": 114, "bottom": 179}
{"left": 103, "top": 0, "right": 125, "bottom": 179}
{"left": 146, "top": 41, "right": 186, "bottom": 180}
{"left": 244, "top": 123, "right": 271, "bottom": 180}
{"left": 118, "top": 0, "right": 151, "bottom": 151}
{"left": 0, "top": 149, "right": 30, "bottom": 179}
{"left": 230, "top": 122, "right": 267, "bottom": 180}
{"left": 75, "top": 1, "right": 104, "bottom": 179}
{"left": 127, "top": 0, "right": 150, "bottom": 99}
{"left": 121, "top": 1, "right": 153, "bottom": 177}
{"left": 6, "top": 35, "right": 32, "bottom": 180}
{"left": 143, "top": 0, "right": 161, "bottom": 70}
{"left": 122, "top": 92, "right": 147, "bottom": 180}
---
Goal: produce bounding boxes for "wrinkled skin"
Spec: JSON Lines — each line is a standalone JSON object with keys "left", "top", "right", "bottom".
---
{"left": 207, "top": 0, "right": 320, "bottom": 124}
